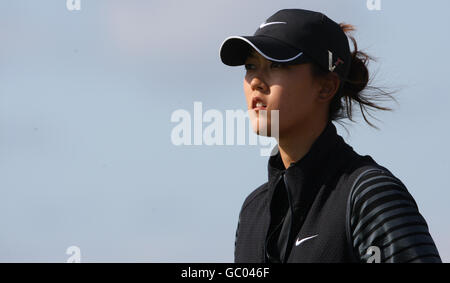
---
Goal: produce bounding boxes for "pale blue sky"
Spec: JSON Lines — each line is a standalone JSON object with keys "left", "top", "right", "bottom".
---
{"left": 0, "top": 0, "right": 448, "bottom": 262}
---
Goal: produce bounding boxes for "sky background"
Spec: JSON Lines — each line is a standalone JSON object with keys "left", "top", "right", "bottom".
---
{"left": 0, "top": 0, "right": 449, "bottom": 262}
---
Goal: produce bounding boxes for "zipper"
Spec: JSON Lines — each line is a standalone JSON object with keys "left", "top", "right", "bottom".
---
{"left": 280, "top": 173, "right": 295, "bottom": 263}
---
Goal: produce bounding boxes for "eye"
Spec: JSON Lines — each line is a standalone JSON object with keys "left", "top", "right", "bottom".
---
{"left": 270, "top": 62, "right": 285, "bottom": 68}
{"left": 244, "top": 64, "right": 255, "bottom": 70}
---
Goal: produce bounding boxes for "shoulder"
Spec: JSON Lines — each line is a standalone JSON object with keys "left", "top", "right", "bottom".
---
{"left": 240, "top": 182, "right": 269, "bottom": 213}
{"left": 348, "top": 166, "right": 419, "bottom": 217}
{"left": 346, "top": 165, "right": 442, "bottom": 262}
{"left": 347, "top": 164, "right": 420, "bottom": 231}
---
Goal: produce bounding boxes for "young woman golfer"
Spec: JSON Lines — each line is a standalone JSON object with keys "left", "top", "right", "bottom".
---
{"left": 219, "top": 8, "right": 441, "bottom": 263}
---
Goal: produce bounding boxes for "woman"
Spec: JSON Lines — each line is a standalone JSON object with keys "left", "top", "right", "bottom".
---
{"left": 219, "top": 9, "right": 441, "bottom": 263}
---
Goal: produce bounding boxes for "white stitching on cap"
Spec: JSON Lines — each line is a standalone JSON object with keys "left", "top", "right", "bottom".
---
{"left": 219, "top": 35, "right": 303, "bottom": 63}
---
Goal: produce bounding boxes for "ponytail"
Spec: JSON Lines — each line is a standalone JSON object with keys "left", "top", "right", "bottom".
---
{"left": 311, "top": 23, "right": 398, "bottom": 129}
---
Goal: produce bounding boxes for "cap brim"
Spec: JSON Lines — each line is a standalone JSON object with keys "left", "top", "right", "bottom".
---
{"left": 219, "top": 35, "right": 306, "bottom": 66}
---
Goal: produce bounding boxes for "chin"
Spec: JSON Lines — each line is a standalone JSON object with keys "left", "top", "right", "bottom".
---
{"left": 251, "top": 116, "right": 274, "bottom": 137}
{"left": 249, "top": 109, "right": 280, "bottom": 137}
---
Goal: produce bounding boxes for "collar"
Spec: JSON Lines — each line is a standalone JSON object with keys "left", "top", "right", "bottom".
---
{"left": 266, "top": 120, "right": 341, "bottom": 212}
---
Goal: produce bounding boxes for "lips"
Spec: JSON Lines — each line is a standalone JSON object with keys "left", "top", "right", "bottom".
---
{"left": 252, "top": 97, "right": 267, "bottom": 111}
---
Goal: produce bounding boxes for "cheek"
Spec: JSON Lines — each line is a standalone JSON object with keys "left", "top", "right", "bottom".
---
{"left": 243, "top": 79, "right": 253, "bottom": 109}
{"left": 275, "top": 76, "right": 316, "bottom": 128}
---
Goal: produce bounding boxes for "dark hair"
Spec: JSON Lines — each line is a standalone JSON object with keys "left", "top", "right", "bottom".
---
{"left": 310, "top": 23, "right": 398, "bottom": 130}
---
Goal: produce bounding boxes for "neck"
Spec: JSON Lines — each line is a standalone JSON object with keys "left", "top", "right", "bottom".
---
{"left": 277, "top": 119, "right": 328, "bottom": 169}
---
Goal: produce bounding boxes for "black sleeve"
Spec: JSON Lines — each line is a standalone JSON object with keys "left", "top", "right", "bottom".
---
{"left": 349, "top": 169, "right": 442, "bottom": 263}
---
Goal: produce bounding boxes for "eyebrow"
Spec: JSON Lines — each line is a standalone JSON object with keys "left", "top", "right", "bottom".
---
{"left": 247, "top": 51, "right": 257, "bottom": 58}
{"left": 246, "top": 51, "right": 260, "bottom": 62}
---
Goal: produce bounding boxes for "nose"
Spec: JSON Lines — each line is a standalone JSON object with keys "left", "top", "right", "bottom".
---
{"left": 250, "top": 75, "right": 269, "bottom": 94}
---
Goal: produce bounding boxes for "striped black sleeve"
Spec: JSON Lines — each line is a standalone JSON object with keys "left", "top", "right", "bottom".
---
{"left": 349, "top": 168, "right": 442, "bottom": 263}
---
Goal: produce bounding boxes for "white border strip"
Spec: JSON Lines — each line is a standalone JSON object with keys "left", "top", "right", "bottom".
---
{"left": 219, "top": 36, "right": 303, "bottom": 63}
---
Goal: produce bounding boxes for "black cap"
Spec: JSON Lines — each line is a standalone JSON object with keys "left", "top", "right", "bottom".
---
{"left": 219, "top": 9, "right": 351, "bottom": 81}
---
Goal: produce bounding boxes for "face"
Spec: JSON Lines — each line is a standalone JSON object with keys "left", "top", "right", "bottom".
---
{"left": 243, "top": 48, "right": 325, "bottom": 138}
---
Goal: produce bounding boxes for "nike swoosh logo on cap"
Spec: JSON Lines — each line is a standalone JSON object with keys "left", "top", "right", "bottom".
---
{"left": 259, "top": 21, "right": 287, "bottom": 29}
{"left": 295, "top": 234, "right": 318, "bottom": 246}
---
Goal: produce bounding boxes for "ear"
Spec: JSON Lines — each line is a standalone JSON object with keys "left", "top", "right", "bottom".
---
{"left": 318, "top": 72, "right": 341, "bottom": 102}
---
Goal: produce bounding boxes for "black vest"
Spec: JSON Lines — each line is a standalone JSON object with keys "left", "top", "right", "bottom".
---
{"left": 234, "top": 121, "right": 388, "bottom": 263}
